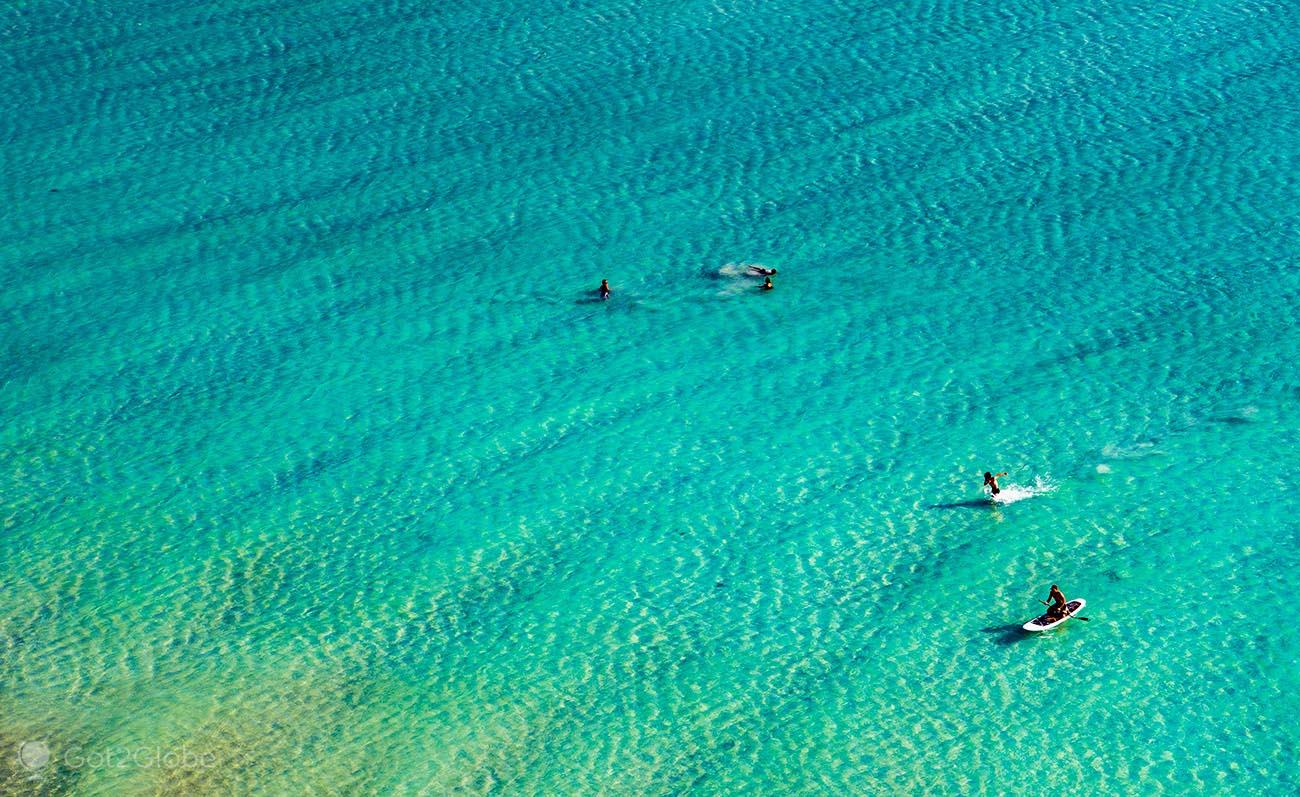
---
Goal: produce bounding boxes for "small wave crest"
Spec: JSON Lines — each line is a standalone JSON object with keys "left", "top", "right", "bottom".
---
{"left": 1101, "top": 442, "right": 1161, "bottom": 459}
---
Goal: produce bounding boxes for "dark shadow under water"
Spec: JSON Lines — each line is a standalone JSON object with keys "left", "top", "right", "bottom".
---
{"left": 980, "top": 623, "right": 1033, "bottom": 646}
{"left": 928, "top": 500, "right": 994, "bottom": 510}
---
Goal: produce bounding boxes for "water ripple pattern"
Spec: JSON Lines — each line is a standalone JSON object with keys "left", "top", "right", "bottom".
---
{"left": 3, "top": 0, "right": 1300, "bottom": 794}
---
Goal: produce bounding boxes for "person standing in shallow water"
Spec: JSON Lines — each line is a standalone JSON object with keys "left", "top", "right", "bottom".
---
{"left": 599, "top": 279, "right": 611, "bottom": 300}
{"left": 983, "top": 471, "right": 1007, "bottom": 495}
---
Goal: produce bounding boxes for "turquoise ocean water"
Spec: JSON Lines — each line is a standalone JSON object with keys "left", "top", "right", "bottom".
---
{"left": 4, "top": 0, "right": 1300, "bottom": 793}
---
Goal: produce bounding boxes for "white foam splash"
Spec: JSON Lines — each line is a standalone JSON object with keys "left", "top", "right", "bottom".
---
{"left": 990, "top": 476, "right": 1057, "bottom": 504}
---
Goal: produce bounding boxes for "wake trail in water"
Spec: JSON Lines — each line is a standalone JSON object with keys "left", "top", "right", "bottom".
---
{"left": 717, "top": 262, "right": 772, "bottom": 278}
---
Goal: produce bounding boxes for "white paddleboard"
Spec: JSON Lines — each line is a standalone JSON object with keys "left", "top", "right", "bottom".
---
{"left": 1023, "top": 599, "right": 1086, "bottom": 632}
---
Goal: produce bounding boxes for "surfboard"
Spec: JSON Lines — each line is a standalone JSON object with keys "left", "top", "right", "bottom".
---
{"left": 1023, "top": 599, "right": 1085, "bottom": 632}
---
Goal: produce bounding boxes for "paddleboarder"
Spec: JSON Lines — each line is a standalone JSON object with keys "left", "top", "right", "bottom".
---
{"left": 983, "top": 471, "right": 1008, "bottom": 496}
{"left": 1041, "top": 584, "right": 1068, "bottom": 620}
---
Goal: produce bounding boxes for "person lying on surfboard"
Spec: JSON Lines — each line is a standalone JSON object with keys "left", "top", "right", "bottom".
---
{"left": 1041, "top": 584, "right": 1068, "bottom": 620}
{"left": 983, "top": 471, "right": 1008, "bottom": 496}
{"left": 747, "top": 266, "right": 777, "bottom": 276}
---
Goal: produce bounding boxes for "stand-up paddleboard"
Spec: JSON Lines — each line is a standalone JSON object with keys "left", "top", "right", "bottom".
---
{"left": 1023, "top": 599, "right": 1085, "bottom": 632}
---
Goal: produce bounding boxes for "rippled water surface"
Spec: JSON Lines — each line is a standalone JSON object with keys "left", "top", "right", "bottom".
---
{"left": 4, "top": 0, "right": 1300, "bottom": 793}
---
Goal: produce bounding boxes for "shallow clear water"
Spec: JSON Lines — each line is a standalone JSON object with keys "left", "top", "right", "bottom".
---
{"left": 3, "top": 0, "right": 1300, "bottom": 793}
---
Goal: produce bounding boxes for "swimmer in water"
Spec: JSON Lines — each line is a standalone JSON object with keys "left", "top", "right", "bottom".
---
{"left": 983, "top": 471, "right": 1008, "bottom": 496}
{"left": 598, "top": 279, "right": 611, "bottom": 300}
{"left": 747, "top": 266, "right": 777, "bottom": 277}
{"left": 1040, "top": 584, "right": 1069, "bottom": 620}
{"left": 761, "top": 277, "right": 774, "bottom": 291}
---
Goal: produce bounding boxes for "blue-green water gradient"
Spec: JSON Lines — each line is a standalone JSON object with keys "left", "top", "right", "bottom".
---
{"left": 3, "top": 0, "right": 1300, "bottom": 793}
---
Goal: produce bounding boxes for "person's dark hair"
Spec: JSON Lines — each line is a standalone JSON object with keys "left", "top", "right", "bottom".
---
{"left": 984, "top": 471, "right": 992, "bottom": 480}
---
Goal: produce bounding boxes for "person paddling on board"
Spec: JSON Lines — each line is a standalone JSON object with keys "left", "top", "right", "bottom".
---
{"left": 1041, "top": 584, "right": 1068, "bottom": 620}
{"left": 747, "top": 266, "right": 777, "bottom": 277}
{"left": 983, "top": 471, "right": 1008, "bottom": 496}
{"left": 760, "top": 277, "right": 774, "bottom": 291}
{"left": 598, "top": 279, "right": 611, "bottom": 300}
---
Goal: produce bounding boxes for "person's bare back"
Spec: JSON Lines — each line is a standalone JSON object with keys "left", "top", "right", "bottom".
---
{"left": 1042, "top": 584, "right": 1068, "bottom": 619}
{"left": 983, "top": 471, "right": 1008, "bottom": 495}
